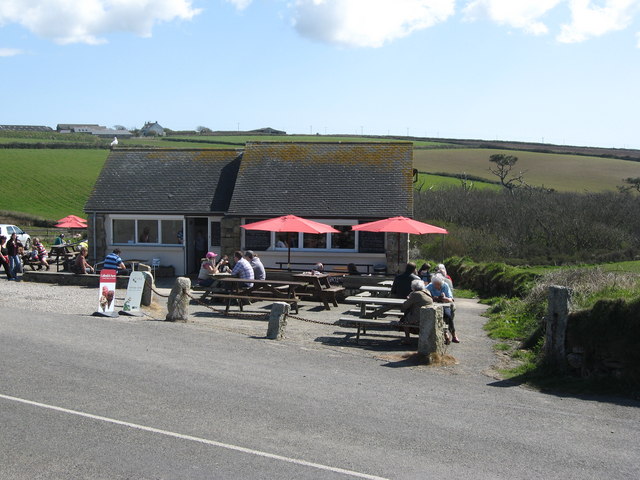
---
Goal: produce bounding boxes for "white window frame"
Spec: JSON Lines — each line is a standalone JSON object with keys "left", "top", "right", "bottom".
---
{"left": 110, "top": 214, "right": 185, "bottom": 247}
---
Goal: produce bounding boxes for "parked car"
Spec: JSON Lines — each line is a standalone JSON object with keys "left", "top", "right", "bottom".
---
{"left": 0, "top": 224, "right": 31, "bottom": 250}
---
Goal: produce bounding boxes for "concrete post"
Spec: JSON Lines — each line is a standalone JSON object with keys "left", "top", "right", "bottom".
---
{"left": 418, "top": 306, "right": 445, "bottom": 357}
{"left": 544, "top": 285, "right": 571, "bottom": 371}
{"left": 166, "top": 277, "right": 191, "bottom": 322}
{"left": 266, "top": 302, "right": 290, "bottom": 340}
{"left": 140, "top": 270, "right": 154, "bottom": 307}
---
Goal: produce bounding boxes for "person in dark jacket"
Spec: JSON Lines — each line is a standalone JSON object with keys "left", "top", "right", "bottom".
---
{"left": 0, "top": 235, "right": 15, "bottom": 280}
{"left": 391, "top": 262, "right": 420, "bottom": 299}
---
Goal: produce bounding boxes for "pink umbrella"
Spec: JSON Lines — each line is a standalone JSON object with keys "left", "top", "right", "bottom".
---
{"left": 55, "top": 218, "right": 87, "bottom": 229}
{"left": 351, "top": 216, "right": 448, "bottom": 272}
{"left": 241, "top": 215, "right": 339, "bottom": 269}
{"left": 57, "top": 215, "right": 87, "bottom": 224}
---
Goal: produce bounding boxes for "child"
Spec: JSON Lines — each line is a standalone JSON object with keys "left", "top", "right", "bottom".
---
{"left": 32, "top": 238, "right": 49, "bottom": 271}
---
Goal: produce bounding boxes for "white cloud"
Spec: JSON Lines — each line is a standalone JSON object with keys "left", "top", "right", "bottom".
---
{"left": 557, "top": 0, "right": 640, "bottom": 43}
{"left": 0, "top": 47, "right": 24, "bottom": 57}
{"left": 462, "top": 0, "right": 563, "bottom": 35}
{"left": 291, "top": 0, "right": 455, "bottom": 48}
{"left": 226, "top": 0, "right": 253, "bottom": 10}
{"left": 0, "top": 0, "right": 201, "bottom": 45}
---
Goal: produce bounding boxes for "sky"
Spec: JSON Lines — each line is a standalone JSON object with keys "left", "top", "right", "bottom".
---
{"left": 1, "top": 0, "right": 640, "bottom": 149}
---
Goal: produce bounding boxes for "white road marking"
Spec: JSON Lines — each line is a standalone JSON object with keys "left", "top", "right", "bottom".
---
{"left": 0, "top": 393, "right": 388, "bottom": 480}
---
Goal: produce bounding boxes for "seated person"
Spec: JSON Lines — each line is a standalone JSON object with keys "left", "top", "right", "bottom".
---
{"left": 426, "top": 274, "right": 458, "bottom": 343}
{"left": 391, "top": 262, "right": 420, "bottom": 299}
{"left": 417, "top": 262, "right": 431, "bottom": 283}
{"left": 231, "top": 250, "right": 254, "bottom": 288}
{"left": 312, "top": 262, "right": 324, "bottom": 273}
{"left": 436, "top": 263, "right": 454, "bottom": 290}
{"left": 245, "top": 250, "right": 266, "bottom": 280}
{"left": 32, "top": 238, "right": 49, "bottom": 271}
{"left": 74, "top": 247, "right": 94, "bottom": 274}
{"left": 400, "top": 279, "right": 434, "bottom": 343}
{"left": 217, "top": 254, "right": 231, "bottom": 273}
{"left": 103, "top": 248, "right": 129, "bottom": 275}
{"left": 347, "top": 263, "right": 360, "bottom": 275}
{"left": 197, "top": 252, "right": 218, "bottom": 287}
{"left": 54, "top": 233, "right": 65, "bottom": 245}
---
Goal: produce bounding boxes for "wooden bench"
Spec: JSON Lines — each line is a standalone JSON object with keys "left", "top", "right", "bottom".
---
{"left": 205, "top": 293, "right": 301, "bottom": 315}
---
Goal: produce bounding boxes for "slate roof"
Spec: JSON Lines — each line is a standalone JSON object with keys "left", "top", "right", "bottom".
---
{"left": 85, "top": 149, "right": 242, "bottom": 214}
{"left": 227, "top": 142, "right": 413, "bottom": 218}
{"left": 0, "top": 125, "right": 53, "bottom": 132}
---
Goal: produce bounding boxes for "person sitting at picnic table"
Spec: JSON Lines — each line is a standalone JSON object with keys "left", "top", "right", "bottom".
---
{"left": 391, "top": 262, "right": 420, "bottom": 299}
{"left": 73, "top": 247, "right": 94, "bottom": 274}
{"left": 436, "top": 263, "right": 454, "bottom": 289}
{"left": 54, "top": 233, "right": 65, "bottom": 245}
{"left": 32, "top": 238, "right": 49, "bottom": 270}
{"left": 245, "top": 250, "right": 266, "bottom": 280}
{"left": 103, "top": 248, "right": 129, "bottom": 275}
{"left": 399, "top": 279, "right": 434, "bottom": 343}
{"left": 427, "top": 273, "right": 459, "bottom": 343}
{"left": 311, "top": 262, "right": 324, "bottom": 274}
{"left": 417, "top": 262, "right": 432, "bottom": 283}
{"left": 197, "top": 252, "right": 219, "bottom": 287}
{"left": 347, "top": 263, "right": 360, "bottom": 275}
{"left": 217, "top": 254, "right": 231, "bottom": 273}
{"left": 231, "top": 250, "right": 254, "bottom": 288}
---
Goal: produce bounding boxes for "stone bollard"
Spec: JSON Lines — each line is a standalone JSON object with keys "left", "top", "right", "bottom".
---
{"left": 418, "top": 306, "right": 445, "bottom": 357}
{"left": 266, "top": 302, "right": 290, "bottom": 340}
{"left": 544, "top": 285, "right": 572, "bottom": 371}
{"left": 166, "top": 277, "right": 191, "bottom": 322}
{"left": 140, "top": 271, "right": 154, "bottom": 307}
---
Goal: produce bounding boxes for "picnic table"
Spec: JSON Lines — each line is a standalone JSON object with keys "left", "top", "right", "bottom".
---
{"left": 358, "top": 285, "right": 391, "bottom": 297}
{"left": 344, "top": 296, "right": 405, "bottom": 319}
{"left": 292, "top": 273, "right": 345, "bottom": 310}
{"left": 202, "top": 277, "right": 308, "bottom": 314}
{"left": 378, "top": 280, "right": 393, "bottom": 287}
{"left": 48, "top": 243, "right": 80, "bottom": 272}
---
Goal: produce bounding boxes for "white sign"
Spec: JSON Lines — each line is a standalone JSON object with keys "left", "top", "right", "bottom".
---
{"left": 122, "top": 271, "right": 145, "bottom": 313}
{"left": 98, "top": 269, "right": 117, "bottom": 313}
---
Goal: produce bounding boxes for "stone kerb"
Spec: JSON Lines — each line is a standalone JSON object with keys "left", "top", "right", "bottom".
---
{"left": 266, "top": 302, "right": 290, "bottom": 340}
{"left": 166, "top": 277, "right": 191, "bottom": 322}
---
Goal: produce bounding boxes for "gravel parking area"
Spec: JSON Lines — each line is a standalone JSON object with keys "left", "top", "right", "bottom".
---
{"left": 1, "top": 276, "right": 493, "bottom": 373}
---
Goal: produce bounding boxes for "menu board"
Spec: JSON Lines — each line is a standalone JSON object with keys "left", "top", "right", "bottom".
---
{"left": 358, "top": 231, "right": 386, "bottom": 253}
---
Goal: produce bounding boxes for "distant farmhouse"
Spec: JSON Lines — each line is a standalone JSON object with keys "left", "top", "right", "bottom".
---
{"left": 57, "top": 123, "right": 133, "bottom": 140}
{"left": 140, "top": 121, "right": 165, "bottom": 137}
{"left": 0, "top": 125, "right": 53, "bottom": 132}
{"left": 85, "top": 142, "right": 413, "bottom": 275}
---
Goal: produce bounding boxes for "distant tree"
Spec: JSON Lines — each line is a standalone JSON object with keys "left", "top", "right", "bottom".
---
{"left": 618, "top": 177, "right": 640, "bottom": 193}
{"left": 489, "top": 154, "right": 527, "bottom": 191}
{"left": 196, "top": 126, "right": 212, "bottom": 134}
{"left": 113, "top": 125, "right": 126, "bottom": 130}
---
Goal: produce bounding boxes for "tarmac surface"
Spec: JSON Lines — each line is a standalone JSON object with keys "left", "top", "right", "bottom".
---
{"left": 1, "top": 278, "right": 639, "bottom": 479}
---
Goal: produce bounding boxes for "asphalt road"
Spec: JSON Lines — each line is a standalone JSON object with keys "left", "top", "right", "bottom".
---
{"left": 1, "top": 307, "right": 639, "bottom": 479}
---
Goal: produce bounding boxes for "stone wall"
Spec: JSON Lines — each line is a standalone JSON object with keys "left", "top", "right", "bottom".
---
{"left": 385, "top": 232, "right": 409, "bottom": 275}
{"left": 86, "top": 213, "right": 107, "bottom": 264}
{"left": 220, "top": 217, "right": 242, "bottom": 258}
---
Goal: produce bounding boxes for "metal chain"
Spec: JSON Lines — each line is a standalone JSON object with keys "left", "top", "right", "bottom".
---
{"left": 287, "top": 314, "right": 338, "bottom": 326}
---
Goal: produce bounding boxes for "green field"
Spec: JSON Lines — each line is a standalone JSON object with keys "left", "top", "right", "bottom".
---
{"left": 415, "top": 172, "right": 501, "bottom": 191}
{"left": 414, "top": 148, "right": 640, "bottom": 192}
{"left": 0, "top": 149, "right": 107, "bottom": 220}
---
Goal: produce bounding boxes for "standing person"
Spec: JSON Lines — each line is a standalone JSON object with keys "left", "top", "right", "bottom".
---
{"left": 427, "top": 274, "right": 458, "bottom": 343}
{"left": 197, "top": 252, "right": 218, "bottom": 287}
{"left": 194, "top": 230, "right": 207, "bottom": 270}
{"left": 103, "top": 248, "right": 128, "bottom": 275}
{"left": 245, "top": 250, "right": 266, "bottom": 280}
{"left": 391, "top": 262, "right": 420, "bottom": 299}
{"left": 399, "top": 279, "right": 434, "bottom": 343}
{"left": 6, "top": 233, "right": 23, "bottom": 280}
{"left": 32, "top": 237, "right": 49, "bottom": 271}
{"left": 0, "top": 235, "right": 15, "bottom": 280}
{"left": 231, "top": 250, "right": 254, "bottom": 288}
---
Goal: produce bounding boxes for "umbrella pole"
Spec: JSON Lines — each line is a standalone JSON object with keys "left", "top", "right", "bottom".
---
{"left": 397, "top": 232, "right": 401, "bottom": 274}
{"left": 287, "top": 232, "right": 292, "bottom": 271}
{"left": 441, "top": 234, "right": 445, "bottom": 262}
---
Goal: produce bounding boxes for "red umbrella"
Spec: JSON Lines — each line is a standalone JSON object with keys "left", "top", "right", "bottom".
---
{"left": 57, "top": 214, "right": 87, "bottom": 224}
{"left": 241, "top": 215, "right": 339, "bottom": 269}
{"left": 55, "top": 218, "right": 87, "bottom": 229}
{"left": 351, "top": 216, "right": 448, "bottom": 273}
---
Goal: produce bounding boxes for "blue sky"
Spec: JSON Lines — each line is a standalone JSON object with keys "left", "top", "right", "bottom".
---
{"left": 1, "top": 0, "right": 639, "bottom": 148}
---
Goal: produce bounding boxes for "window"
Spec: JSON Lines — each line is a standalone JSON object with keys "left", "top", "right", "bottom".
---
{"left": 331, "top": 225, "right": 355, "bottom": 249}
{"left": 138, "top": 220, "right": 158, "bottom": 243}
{"left": 112, "top": 218, "right": 184, "bottom": 246}
{"left": 113, "top": 219, "right": 135, "bottom": 244}
{"left": 210, "top": 221, "right": 221, "bottom": 246}
{"left": 161, "top": 220, "right": 183, "bottom": 245}
{"left": 303, "top": 233, "right": 327, "bottom": 249}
